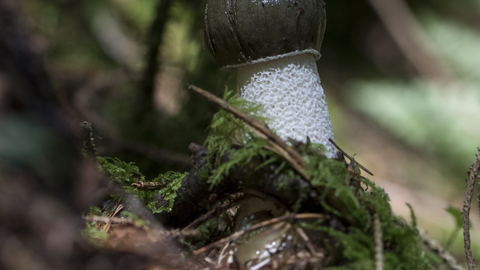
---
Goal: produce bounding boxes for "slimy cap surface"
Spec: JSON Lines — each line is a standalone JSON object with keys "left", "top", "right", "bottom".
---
{"left": 204, "top": 0, "right": 326, "bottom": 69}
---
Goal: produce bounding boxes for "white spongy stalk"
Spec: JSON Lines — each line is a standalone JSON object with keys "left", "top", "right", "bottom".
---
{"left": 238, "top": 53, "right": 337, "bottom": 158}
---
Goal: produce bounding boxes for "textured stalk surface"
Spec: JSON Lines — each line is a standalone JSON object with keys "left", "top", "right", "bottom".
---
{"left": 238, "top": 53, "right": 336, "bottom": 158}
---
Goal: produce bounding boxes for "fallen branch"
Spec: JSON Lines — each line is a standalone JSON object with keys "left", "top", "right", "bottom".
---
{"left": 463, "top": 148, "right": 480, "bottom": 270}
{"left": 155, "top": 143, "right": 317, "bottom": 228}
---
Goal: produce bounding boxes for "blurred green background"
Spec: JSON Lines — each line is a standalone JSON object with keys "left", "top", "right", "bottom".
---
{"left": 19, "top": 0, "right": 480, "bottom": 262}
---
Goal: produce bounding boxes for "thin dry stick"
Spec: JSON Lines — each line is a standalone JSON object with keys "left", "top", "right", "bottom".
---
{"left": 463, "top": 149, "right": 480, "bottom": 270}
{"left": 419, "top": 229, "right": 465, "bottom": 270}
{"left": 181, "top": 194, "right": 245, "bottom": 231}
{"left": 83, "top": 215, "right": 135, "bottom": 225}
{"left": 328, "top": 138, "right": 374, "bottom": 176}
{"left": 103, "top": 203, "right": 124, "bottom": 232}
{"left": 150, "top": 228, "right": 200, "bottom": 238}
{"left": 131, "top": 181, "right": 168, "bottom": 190}
{"left": 374, "top": 213, "right": 384, "bottom": 270}
{"left": 187, "top": 84, "right": 310, "bottom": 181}
{"left": 478, "top": 158, "right": 480, "bottom": 228}
{"left": 295, "top": 226, "right": 318, "bottom": 256}
{"left": 193, "top": 213, "right": 324, "bottom": 255}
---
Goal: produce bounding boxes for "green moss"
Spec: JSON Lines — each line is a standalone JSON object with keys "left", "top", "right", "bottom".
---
{"left": 92, "top": 88, "right": 441, "bottom": 268}
{"left": 97, "top": 156, "right": 145, "bottom": 184}
{"left": 87, "top": 205, "right": 102, "bottom": 216}
{"left": 199, "top": 90, "right": 439, "bottom": 268}
{"left": 202, "top": 88, "right": 276, "bottom": 188}
{"left": 97, "top": 156, "right": 187, "bottom": 214}
{"left": 82, "top": 222, "right": 108, "bottom": 247}
{"left": 153, "top": 171, "right": 187, "bottom": 213}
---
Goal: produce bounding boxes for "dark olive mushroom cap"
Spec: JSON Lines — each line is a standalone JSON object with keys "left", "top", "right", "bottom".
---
{"left": 204, "top": 0, "right": 326, "bottom": 69}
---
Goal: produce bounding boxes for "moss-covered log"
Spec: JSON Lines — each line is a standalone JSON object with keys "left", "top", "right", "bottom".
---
{"left": 155, "top": 142, "right": 320, "bottom": 228}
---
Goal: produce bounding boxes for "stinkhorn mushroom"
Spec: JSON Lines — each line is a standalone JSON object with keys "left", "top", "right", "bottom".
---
{"left": 204, "top": 0, "right": 336, "bottom": 158}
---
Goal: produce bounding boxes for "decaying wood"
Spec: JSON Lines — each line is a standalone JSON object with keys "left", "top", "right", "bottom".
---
{"left": 104, "top": 225, "right": 194, "bottom": 270}
{"left": 155, "top": 142, "right": 318, "bottom": 228}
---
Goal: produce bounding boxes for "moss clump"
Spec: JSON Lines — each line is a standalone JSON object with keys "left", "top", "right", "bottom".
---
{"left": 88, "top": 89, "right": 441, "bottom": 269}
{"left": 191, "top": 89, "right": 437, "bottom": 269}
{"left": 82, "top": 222, "right": 109, "bottom": 247}
{"left": 155, "top": 171, "right": 187, "bottom": 213}
{"left": 97, "top": 156, "right": 187, "bottom": 213}
{"left": 202, "top": 88, "right": 278, "bottom": 187}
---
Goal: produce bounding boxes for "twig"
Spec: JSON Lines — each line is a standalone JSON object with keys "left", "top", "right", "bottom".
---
{"left": 103, "top": 203, "right": 124, "bottom": 232}
{"left": 328, "top": 138, "right": 374, "bottom": 176}
{"left": 193, "top": 213, "right": 324, "bottom": 255}
{"left": 463, "top": 148, "right": 480, "bottom": 270}
{"left": 83, "top": 217, "right": 199, "bottom": 238}
{"left": 295, "top": 226, "right": 319, "bottom": 256}
{"left": 187, "top": 84, "right": 310, "bottom": 181}
{"left": 346, "top": 154, "right": 363, "bottom": 195}
{"left": 419, "top": 229, "right": 465, "bottom": 270}
{"left": 83, "top": 215, "right": 135, "bottom": 225}
{"left": 151, "top": 228, "right": 200, "bottom": 238}
{"left": 374, "top": 213, "right": 384, "bottom": 270}
{"left": 478, "top": 160, "right": 480, "bottom": 230}
{"left": 131, "top": 181, "right": 168, "bottom": 190}
{"left": 181, "top": 194, "right": 245, "bottom": 232}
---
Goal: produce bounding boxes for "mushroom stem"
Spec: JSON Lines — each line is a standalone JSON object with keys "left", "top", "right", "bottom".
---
{"left": 237, "top": 52, "right": 337, "bottom": 158}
